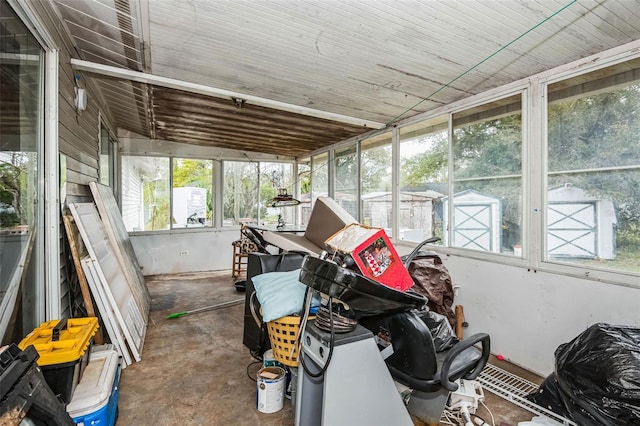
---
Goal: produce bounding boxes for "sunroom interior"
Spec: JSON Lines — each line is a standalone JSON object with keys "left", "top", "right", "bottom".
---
{"left": 2, "top": 0, "right": 640, "bottom": 424}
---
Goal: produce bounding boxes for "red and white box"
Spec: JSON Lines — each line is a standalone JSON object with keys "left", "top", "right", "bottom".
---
{"left": 324, "top": 224, "right": 414, "bottom": 292}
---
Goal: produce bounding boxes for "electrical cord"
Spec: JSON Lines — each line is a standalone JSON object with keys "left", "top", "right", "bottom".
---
{"left": 471, "top": 414, "right": 490, "bottom": 426}
{"left": 479, "top": 400, "right": 495, "bottom": 426}
{"left": 298, "top": 297, "right": 335, "bottom": 379}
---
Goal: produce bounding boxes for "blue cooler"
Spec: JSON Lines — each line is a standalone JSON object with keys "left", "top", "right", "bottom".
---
{"left": 66, "top": 349, "right": 120, "bottom": 426}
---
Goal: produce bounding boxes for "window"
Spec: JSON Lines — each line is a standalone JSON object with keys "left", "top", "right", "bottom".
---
{"left": 260, "top": 162, "right": 294, "bottom": 226}
{"left": 308, "top": 152, "right": 330, "bottom": 225}
{"left": 546, "top": 59, "right": 640, "bottom": 273}
{"left": 222, "top": 160, "right": 295, "bottom": 226}
{"left": 223, "top": 161, "right": 258, "bottom": 226}
{"left": 450, "top": 93, "right": 523, "bottom": 255}
{"left": 172, "top": 158, "right": 213, "bottom": 228}
{"left": 311, "top": 152, "right": 329, "bottom": 202}
{"left": 99, "top": 122, "right": 116, "bottom": 188}
{"left": 361, "top": 132, "right": 392, "bottom": 232}
{"left": 121, "top": 156, "right": 170, "bottom": 231}
{"left": 297, "top": 157, "right": 311, "bottom": 226}
{"left": 334, "top": 143, "right": 358, "bottom": 219}
{"left": 399, "top": 116, "right": 448, "bottom": 243}
{"left": 0, "top": 1, "right": 44, "bottom": 342}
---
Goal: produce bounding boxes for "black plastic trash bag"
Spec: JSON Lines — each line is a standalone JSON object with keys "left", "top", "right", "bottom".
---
{"left": 554, "top": 323, "right": 640, "bottom": 426}
{"left": 415, "top": 309, "right": 458, "bottom": 352}
{"left": 526, "top": 373, "right": 571, "bottom": 419}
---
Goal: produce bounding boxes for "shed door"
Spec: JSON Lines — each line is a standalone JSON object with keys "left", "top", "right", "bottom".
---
{"left": 453, "top": 204, "right": 493, "bottom": 251}
{"left": 547, "top": 202, "right": 596, "bottom": 258}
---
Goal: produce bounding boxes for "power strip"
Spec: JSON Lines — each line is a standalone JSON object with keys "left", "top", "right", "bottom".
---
{"left": 449, "top": 379, "right": 485, "bottom": 414}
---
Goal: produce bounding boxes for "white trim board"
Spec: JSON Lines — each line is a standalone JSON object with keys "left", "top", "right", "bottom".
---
{"left": 81, "top": 256, "right": 133, "bottom": 368}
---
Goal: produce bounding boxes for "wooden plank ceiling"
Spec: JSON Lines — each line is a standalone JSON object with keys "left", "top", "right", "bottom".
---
{"left": 151, "top": 87, "right": 370, "bottom": 157}
{"left": 51, "top": 0, "right": 640, "bottom": 158}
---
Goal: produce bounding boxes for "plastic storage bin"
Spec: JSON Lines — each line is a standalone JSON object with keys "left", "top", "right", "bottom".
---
{"left": 0, "top": 344, "right": 74, "bottom": 425}
{"left": 66, "top": 349, "right": 120, "bottom": 426}
{"left": 18, "top": 317, "right": 99, "bottom": 404}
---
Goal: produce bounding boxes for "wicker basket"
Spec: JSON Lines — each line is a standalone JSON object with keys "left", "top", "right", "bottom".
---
{"left": 266, "top": 316, "right": 314, "bottom": 367}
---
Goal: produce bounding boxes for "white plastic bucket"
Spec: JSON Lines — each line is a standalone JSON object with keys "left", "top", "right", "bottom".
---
{"left": 256, "top": 366, "right": 286, "bottom": 413}
{"left": 263, "top": 349, "right": 277, "bottom": 368}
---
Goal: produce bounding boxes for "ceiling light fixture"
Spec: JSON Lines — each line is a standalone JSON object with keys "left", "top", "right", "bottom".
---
{"left": 266, "top": 188, "right": 300, "bottom": 208}
{"left": 232, "top": 97, "right": 246, "bottom": 109}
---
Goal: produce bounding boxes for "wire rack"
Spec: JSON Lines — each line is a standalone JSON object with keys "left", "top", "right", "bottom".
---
{"left": 476, "top": 363, "right": 577, "bottom": 425}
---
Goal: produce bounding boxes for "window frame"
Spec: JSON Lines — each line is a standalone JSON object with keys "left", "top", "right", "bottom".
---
{"left": 120, "top": 154, "right": 297, "bottom": 233}
{"left": 537, "top": 58, "right": 640, "bottom": 286}
{"left": 447, "top": 91, "right": 526, "bottom": 257}
{"left": 2, "top": 0, "right": 57, "bottom": 335}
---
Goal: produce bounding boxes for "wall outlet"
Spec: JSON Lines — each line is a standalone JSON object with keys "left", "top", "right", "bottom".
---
{"left": 179, "top": 251, "right": 189, "bottom": 256}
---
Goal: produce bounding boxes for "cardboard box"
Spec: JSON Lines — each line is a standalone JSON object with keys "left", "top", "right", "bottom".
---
{"left": 325, "top": 224, "right": 414, "bottom": 292}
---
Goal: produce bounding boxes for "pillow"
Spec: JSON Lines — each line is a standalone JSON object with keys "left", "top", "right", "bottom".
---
{"left": 251, "top": 269, "right": 317, "bottom": 323}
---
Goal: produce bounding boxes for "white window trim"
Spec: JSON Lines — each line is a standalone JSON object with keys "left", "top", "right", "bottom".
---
{"left": 44, "top": 49, "right": 60, "bottom": 321}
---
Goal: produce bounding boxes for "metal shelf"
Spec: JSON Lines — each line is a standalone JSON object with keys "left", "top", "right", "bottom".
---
{"left": 477, "top": 363, "right": 576, "bottom": 425}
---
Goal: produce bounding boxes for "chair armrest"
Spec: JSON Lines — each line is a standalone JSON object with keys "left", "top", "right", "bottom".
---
{"left": 439, "top": 332, "right": 490, "bottom": 391}
{"left": 249, "top": 291, "right": 262, "bottom": 326}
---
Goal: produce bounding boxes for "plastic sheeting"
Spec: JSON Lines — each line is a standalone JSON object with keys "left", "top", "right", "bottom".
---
{"left": 407, "top": 255, "right": 456, "bottom": 326}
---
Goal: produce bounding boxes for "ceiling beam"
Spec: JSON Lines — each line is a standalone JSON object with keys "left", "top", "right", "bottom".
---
{"left": 70, "top": 58, "right": 386, "bottom": 129}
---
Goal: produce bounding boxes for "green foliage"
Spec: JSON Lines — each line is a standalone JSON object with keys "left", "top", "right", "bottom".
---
{"left": 548, "top": 88, "right": 640, "bottom": 171}
{"left": 173, "top": 159, "right": 212, "bottom": 187}
{"left": 334, "top": 148, "right": 357, "bottom": 192}
{"left": 453, "top": 115, "right": 522, "bottom": 179}
{"left": 0, "top": 153, "right": 36, "bottom": 228}
{"left": 401, "top": 82, "right": 640, "bottom": 261}
{"left": 401, "top": 131, "right": 448, "bottom": 187}
{"left": 361, "top": 145, "right": 392, "bottom": 193}
{"left": 548, "top": 87, "right": 640, "bottom": 228}
{"left": 143, "top": 178, "right": 169, "bottom": 230}
{"left": 618, "top": 223, "right": 640, "bottom": 251}
{"left": 223, "top": 162, "right": 258, "bottom": 223}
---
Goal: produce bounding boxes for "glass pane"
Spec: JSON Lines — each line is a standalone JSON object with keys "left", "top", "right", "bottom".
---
{"left": 311, "top": 152, "right": 328, "bottom": 202}
{"left": 99, "top": 124, "right": 110, "bottom": 186}
{"left": 334, "top": 143, "right": 358, "bottom": 219}
{"left": 172, "top": 158, "right": 213, "bottom": 228}
{"left": 223, "top": 161, "right": 258, "bottom": 226}
{"left": 450, "top": 94, "right": 523, "bottom": 255}
{"left": 547, "top": 60, "right": 640, "bottom": 273}
{"left": 310, "top": 152, "right": 329, "bottom": 221}
{"left": 121, "top": 156, "right": 170, "bottom": 231}
{"left": 260, "top": 162, "right": 294, "bottom": 226}
{"left": 297, "top": 157, "right": 311, "bottom": 226}
{"left": 0, "top": 2, "right": 43, "bottom": 342}
{"left": 399, "top": 116, "right": 448, "bottom": 243}
{"left": 361, "top": 132, "right": 392, "bottom": 234}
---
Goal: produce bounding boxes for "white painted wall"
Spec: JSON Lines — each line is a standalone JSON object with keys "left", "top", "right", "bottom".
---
{"left": 442, "top": 254, "right": 640, "bottom": 376}
{"left": 130, "top": 229, "right": 240, "bottom": 275}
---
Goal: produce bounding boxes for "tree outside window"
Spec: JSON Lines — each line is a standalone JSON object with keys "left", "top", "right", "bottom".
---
{"left": 547, "top": 59, "right": 640, "bottom": 273}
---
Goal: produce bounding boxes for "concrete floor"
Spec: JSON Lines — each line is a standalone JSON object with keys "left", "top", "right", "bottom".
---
{"left": 117, "top": 271, "right": 543, "bottom": 426}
